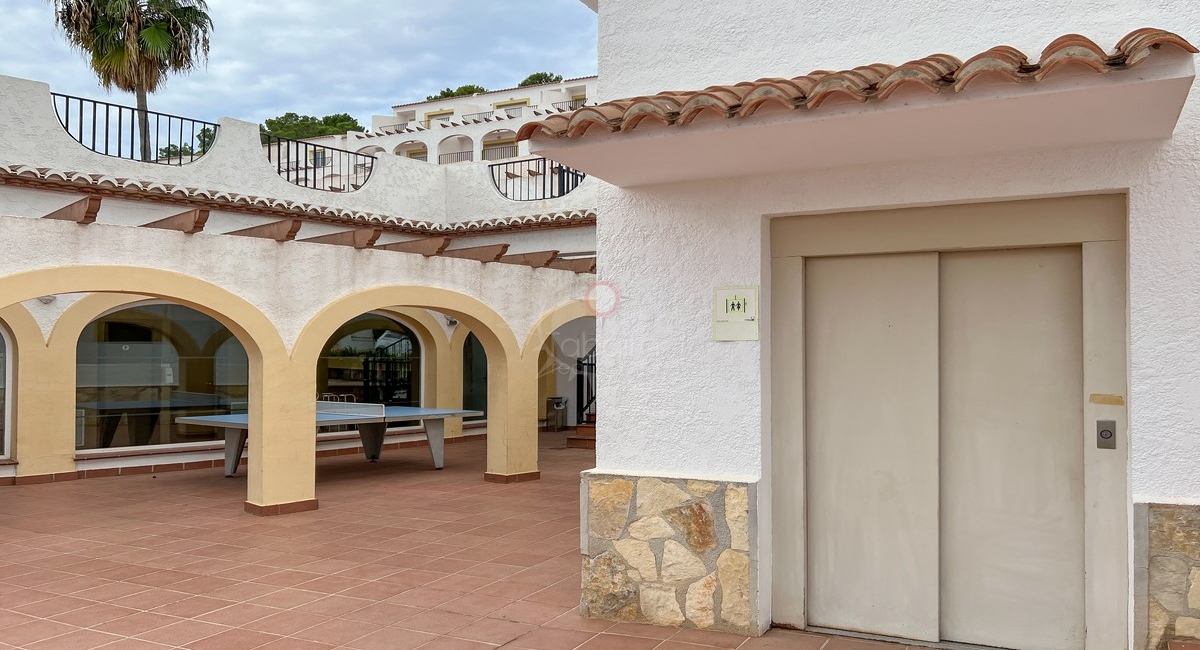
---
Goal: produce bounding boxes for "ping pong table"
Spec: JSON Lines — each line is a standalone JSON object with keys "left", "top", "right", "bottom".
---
{"left": 176, "top": 401, "right": 483, "bottom": 477}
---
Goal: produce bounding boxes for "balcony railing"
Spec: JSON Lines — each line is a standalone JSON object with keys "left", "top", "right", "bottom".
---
{"left": 462, "top": 111, "right": 494, "bottom": 122}
{"left": 482, "top": 144, "right": 519, "bottom": 161}
{"left": 502, "top": 105, "right": 538, "bottom": 118}
{"left": 408, "top": 153, "right": 428, "bottom": 162}
{"left": 51, "top": 92, "right": 220, "bottom": 165}
{"left": 261, "top": 135, "right": 376, "bottom": 192}
{"left": 489, "top": 157, "right": 586, "bottom": 201}
{"left": 438, "top": 150, "right": 474, "bottom": 164}
{"left": 422, "top": 115, "right": 453, "bottom": 128}
{"left": 553, "top": 98, "right": 587, "bottom": 111}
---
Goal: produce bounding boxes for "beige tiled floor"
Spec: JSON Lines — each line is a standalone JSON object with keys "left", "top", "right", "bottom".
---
{"left": 0, "top": 433, "right": 911, "bottom": 650}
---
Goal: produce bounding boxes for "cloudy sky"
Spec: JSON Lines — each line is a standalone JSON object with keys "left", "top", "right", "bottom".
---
{"left": 0, "top": 0, "right": 598, "bottom": 125}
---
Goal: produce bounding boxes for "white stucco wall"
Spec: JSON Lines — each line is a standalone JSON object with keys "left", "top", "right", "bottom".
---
{"left": 596, "top": 0, "right": 1185, "bottom": 100}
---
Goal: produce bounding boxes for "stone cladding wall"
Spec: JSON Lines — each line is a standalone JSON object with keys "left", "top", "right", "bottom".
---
{"left": 580, "top": 473, "right": 756, "bottom": 634}
{"left": 1141, "top": 503, "right": 1200, "bottom": 650}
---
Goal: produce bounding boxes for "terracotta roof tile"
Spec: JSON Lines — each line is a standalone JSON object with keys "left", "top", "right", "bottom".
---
{"left": 517, "top": 28, "right": 1196, "bottom": 142}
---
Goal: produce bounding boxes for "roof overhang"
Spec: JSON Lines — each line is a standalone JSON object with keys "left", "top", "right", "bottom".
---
{"left": 529, "top": 53, "right": 1195, "bottom": 188}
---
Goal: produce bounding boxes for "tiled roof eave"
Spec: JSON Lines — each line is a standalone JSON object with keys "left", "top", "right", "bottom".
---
{"left": 517, "top": 28, "right": 1197, "bottom": 142}
{"left": 0, "top": 164, "right": 596, "bottom": 236}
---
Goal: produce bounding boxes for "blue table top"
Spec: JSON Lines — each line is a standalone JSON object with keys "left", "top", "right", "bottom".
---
{"left": 176, "top": 405, "right": 483, "bottom": 429}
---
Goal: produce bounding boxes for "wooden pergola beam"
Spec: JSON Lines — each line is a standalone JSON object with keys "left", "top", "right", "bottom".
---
{"left": 376, "top": 236, "right": 451, "bottom": 256}
{"left": 499, "top": 250, "right": 559, "bottom": 268}
{"left": 141, "top": 208, "right": 209, "bottom": 234}
{"left": 549, "top": 257, "right": 597, "bottom": 273}
{"left": 43, "top": 195, "right": 101, "bottom": 224}
{"left": 225, "top": 219, "right": 302, "bottom": 242}
{"left": 300, "top": 227, "right": 382, "bottom": 249}
{"left": 441, "top": 243, "right": 510, "bottom": 262}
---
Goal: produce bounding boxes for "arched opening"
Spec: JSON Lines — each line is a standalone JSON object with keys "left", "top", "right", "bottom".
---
{"left": 0, "top": 320, "right": 11, "bottom": 457}
{"left": 437, "top": 135, "right": 474, "bottom": 165}
{"left": 462, "top": 331, "right": 487, "bottom": 422}
{"left": 356, "top": 145, "right": 385, "bottom": 156}
{"left": 393, "top": 140, "right": 428, "bottom": 162}
{"left": 537, "top": 316, "right": 596, "bottom": 429}
{"left": 316, "top": 312, "right": 422, "bottom": 406}
{"left": 481, "top": 129, "right": 520, "bottom": 161}
{"left": 75, "top": 302, "right": 249, "bottom": 449}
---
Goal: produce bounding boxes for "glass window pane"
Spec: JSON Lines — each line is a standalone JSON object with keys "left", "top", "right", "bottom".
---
{"left": 317, "top": 314, "right": 421, "bottom": 407}
{"left": 76, "top": 304, "right": 247, "bottom": 449}
{"left": 0, "top": 330, "right": 6, "bottom": 456}
{"left": 463, "top": 332, "right": 487, "bottom": 421}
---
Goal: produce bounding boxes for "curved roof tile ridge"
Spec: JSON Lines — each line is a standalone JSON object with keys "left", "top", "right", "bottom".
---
{"left": 517, "top": 28, "right": 1196, "bottom": 142}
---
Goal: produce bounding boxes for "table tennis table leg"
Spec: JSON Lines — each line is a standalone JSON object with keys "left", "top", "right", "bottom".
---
{"left": 224, "top": 428, "right": 247, "bottom": 477}
{"left": 424, "top": 419, "right": 446, "bottom": 470}
{"left": 359, "top": 422, "right": 386, "bottom": 462}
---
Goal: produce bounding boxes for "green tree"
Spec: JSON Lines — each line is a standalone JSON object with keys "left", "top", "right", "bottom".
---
{"left": 425, "top": 84, "right": 486, "bottom": 101}
{"left": 156, "top": 125, "right": 213, "bottom": 161}
{"left": 518, "top": 72, "right": 562, "bottom": 87}
{"left": 51, "top": 0, "right": 214, "bottom": 162}
{"left": 259, "top": 112, "right": 365, "bottom": 140}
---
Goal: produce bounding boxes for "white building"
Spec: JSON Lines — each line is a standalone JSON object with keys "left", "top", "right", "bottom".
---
{"left": 520, "top": 2, "right": 1200, "bottom": 649}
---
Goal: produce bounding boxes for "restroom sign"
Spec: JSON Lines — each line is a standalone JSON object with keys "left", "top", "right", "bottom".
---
{"left": 713, "top": 286, "right": 759, "bottom": 341}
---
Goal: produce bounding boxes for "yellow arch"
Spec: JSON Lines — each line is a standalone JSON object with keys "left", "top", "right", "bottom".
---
{"left": 0, "top": 267, "right": 304, "bottom": 511}
{"left": 293, "top": 286, "right": 536, "bottom": 480}
{"left": 522, "top": 299, "right": 595, "bottom": 356}
{"left": 0, "top": 303, "right": 44, "bottom": 460}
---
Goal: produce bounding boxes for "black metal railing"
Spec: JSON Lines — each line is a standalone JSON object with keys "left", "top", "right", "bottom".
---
{"left": 503, "top": 104, "right": 538, "bottom": 118}
{"left": 462, "top": 110, "right": 494, "bottom": 122}
{"left": 422, "top": 115, "right": 453, "bottom": 128}
{"left": 261, "top": 135, "right": 376, "bottom": 192}
{"left": 408, "top": 152, "right": 428, "bottom": 162}
{"left": 576, "top": 346, "right": 596, "bottom": 424}
{"left": 482, "top": 144, "right": 519, "bottom": 161}
{"left": 489, "top": 157, "right": 586, "bottom": 201}
{"left": 553, "top": 98, "right": 587, "bottom": 111}
{"left": 51, "top": 92, "right": 220, "bottom": 164}
{"left": 438, "top": 150, "right": 474, "bottom": 164}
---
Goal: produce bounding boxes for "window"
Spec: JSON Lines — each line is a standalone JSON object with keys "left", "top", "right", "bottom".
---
{"left": 0, "top": 324, "right": 9, "bottom": 457}
{"left": 76, "top": 303, "right": 247, "bottom": 449}
{"left": 318, "top": 314, "right": 421, "bottom": 407}
{"left": 463, "top": 332, "right": 487, "bottom": 421}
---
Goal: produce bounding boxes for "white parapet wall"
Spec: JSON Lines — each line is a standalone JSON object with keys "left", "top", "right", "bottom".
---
{"left": 0, "top": 75, "right": 597, "bottom": 227}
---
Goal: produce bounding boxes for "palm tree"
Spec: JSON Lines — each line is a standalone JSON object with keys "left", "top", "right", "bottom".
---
{"left": 51, "top": 0, "right": 213, "bottom": 161}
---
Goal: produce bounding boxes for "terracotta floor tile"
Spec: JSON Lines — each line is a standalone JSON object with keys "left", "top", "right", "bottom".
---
{"left": 0, "top": 609, "right": 39, "bottom": 631}
{"left": 449, "top": 616, "right": 535, "bottom": 644}
{"left": 491, "top": 600, "right": 572, "bottom": 626}
{"left": 437, "top": 593, "right": 513, "bottom": 617}
{"left": 739, "top": 629, "right": 830, "bottom": 650}
{"left": 414, "top": 636, "right": 495, "bottom": 650}
{"left": 292, "top": 594, "right": 374, "bottom": 617}
{"left": 507, "top": 626, "right": 597, "bottom": 650}
{"left": 341, "top": 601, "right": 425, "bottom": 626}
{"left": 95, "top": 638, "right": 175, "bottom": 649}
{"left": 49, "top": 602, "right": 138, "bottom": 627}
{"left": 91, "top": 611, "right": 183, "bottom": 637}
{"left": 186, "top": 627, "right": 282, "bottom": 650}
{"left": 1, "top": 619, "right": 80, "bottom": 647}
{"left": 576, "top": 632, "right": 663, "bottom": 650}
{"left": 247, "top": 588, "right": 328, "bottom": 609}
{"left": 255, "top": 637, "right": 336, "bottom": 650}
{"left": 26, "top": 628, "right": 123, "bottom": 650}
{"left": 606, "top": 622, "right": 679, "bottom": 640}
{"left": 344, "top": 626, "right": 439, "bottom": 650}
{"left": 388, "top": 587, "right": 467, "bottom": 608}
{"left": 134, "top": 618, "right": 229, "bottom": 645}
{"left": 396, "top": 609, "right": 478, "bottom": 635}
{"left": 195, "top": 603, "right": 281, "bottom": 627}
{"left": 150, "top": 595, "right": 237, "bottom": 618}
{"left": 291, "top": 616, "right": 383, "bottom": 646}
{"left": 243, "top": 610, "right": 331, "bottom": 636}
{"left": 667, "top": 628, "right": 749, "bottom": 648}
{"left": 11, "top": 594, "right": 93, "bottom": 618}
{"left": 823, "top": 636, "right": 907, "bottom": 649}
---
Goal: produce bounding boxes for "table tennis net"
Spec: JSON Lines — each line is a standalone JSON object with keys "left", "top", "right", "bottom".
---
{"left": 315, "top": 400, "right": 386, "bottom": 418}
